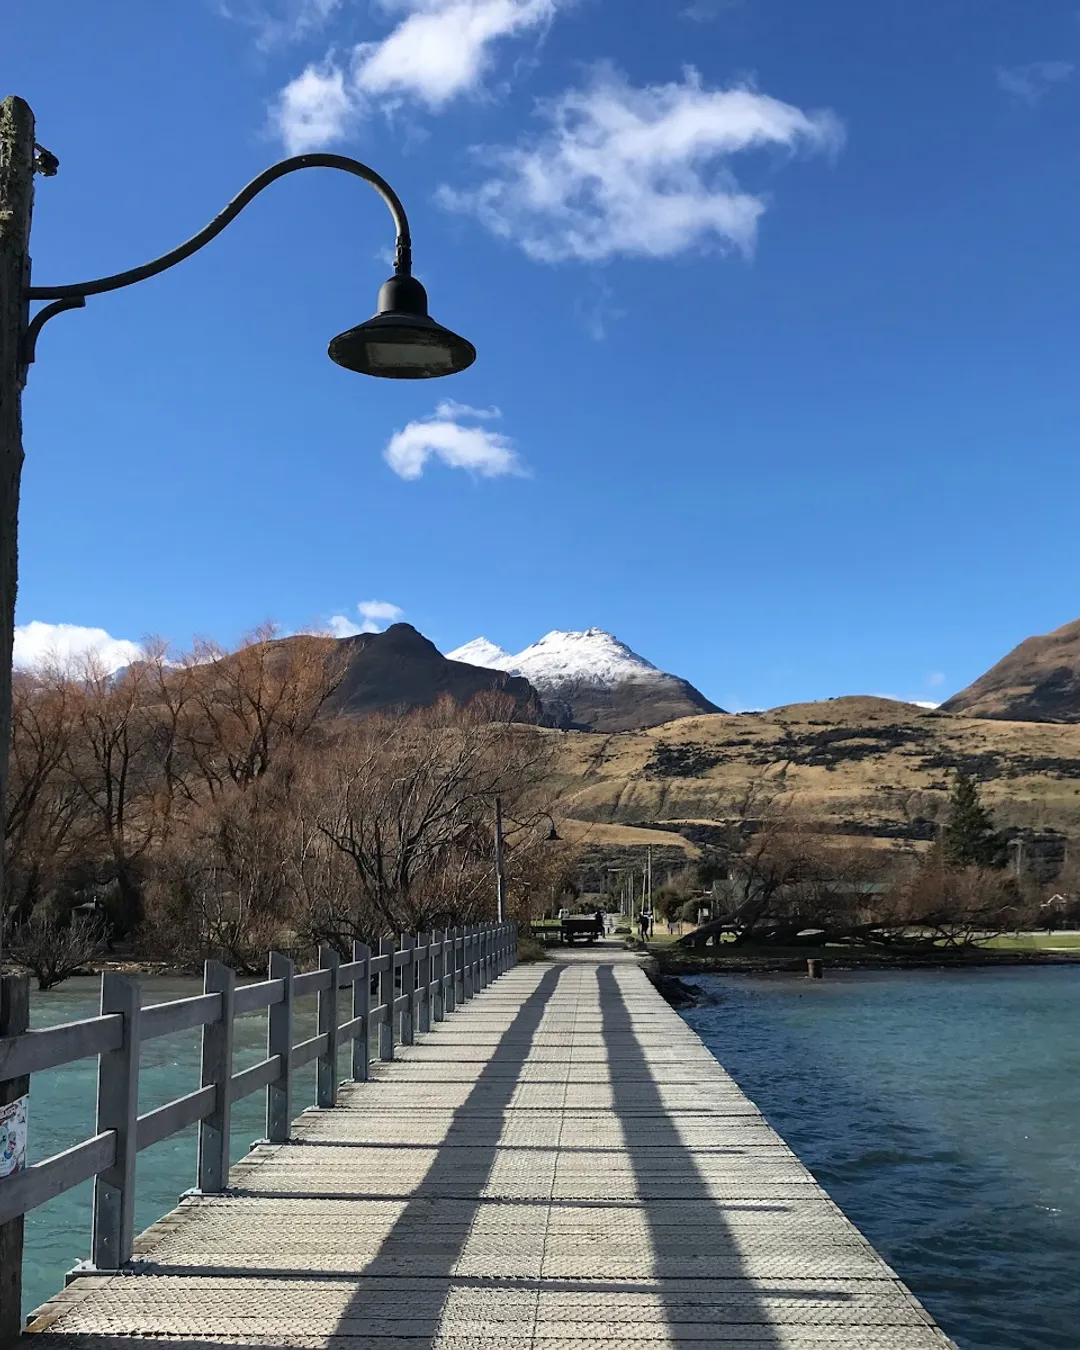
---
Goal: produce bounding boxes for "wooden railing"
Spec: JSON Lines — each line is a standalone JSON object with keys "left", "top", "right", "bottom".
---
{"left": 0, "top": 921, "right": 516, "bottom": 1337}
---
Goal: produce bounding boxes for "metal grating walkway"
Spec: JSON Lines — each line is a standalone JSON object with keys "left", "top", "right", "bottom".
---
{"left": 26, "top": 947, "right": 958, "bottom": 1348}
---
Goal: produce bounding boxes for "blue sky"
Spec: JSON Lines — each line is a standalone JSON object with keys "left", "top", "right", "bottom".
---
{"left": 8, "top": 0, "right": 1080, "bottom": 710}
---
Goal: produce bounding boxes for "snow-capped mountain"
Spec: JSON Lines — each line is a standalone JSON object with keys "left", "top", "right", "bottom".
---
{"left": 447, "top": 637, "right": 514, "bottom": 670}
{"left": 445, "top": 628, "right": 722, "bottom": 731}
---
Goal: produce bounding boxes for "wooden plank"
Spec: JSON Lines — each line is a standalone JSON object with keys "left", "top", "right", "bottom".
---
{"left": 293, "top": 969, "right": 332, "bottom": 998}
{"left": 136, "top": 1087, "right": 216, "bottom": 1152}
{"left": 234, "top": 978, "right": 285, "bottom": 1016}
{"left": 370, "top": 953, "right": 390, "bottom": 975}
{"left": 230, "top": 1056, "right": 282, "bottom": 1104}
{"left": 0, "top": 1131, "right": 115, "bottom": 1228}
{"left": 290, "top": 1032, "right": 329, "bottom": 1070}
{"left": 0, "top": 1012, "right": 122, "bottom": 1081}
{"left": 0, "top": 973, "right": 29, "bottom": 1344}
{"left": 140, "top": 993, "right": 220, "bottom": 1043}
{"left": 336, "top": 960, "right": 364, "bottom": 987}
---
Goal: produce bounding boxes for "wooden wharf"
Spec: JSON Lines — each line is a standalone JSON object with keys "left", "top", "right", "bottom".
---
{"left": 2, "top": 933, "right": 959, "bottom": 1347}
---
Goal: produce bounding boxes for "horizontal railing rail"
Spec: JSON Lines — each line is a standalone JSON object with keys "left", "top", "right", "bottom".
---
{"left": 0, "top": 920, "right": 517, "bottom": 1335}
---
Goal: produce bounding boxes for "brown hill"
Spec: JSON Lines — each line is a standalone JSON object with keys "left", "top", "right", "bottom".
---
{"left": 540, "top": 695, "right": 1080, "bottom": 851}
{"left": 942, "top": 618, "right": 1080, "bottom": 723}
{"left": 325, "top": 624, "right": 543, "bottom": 721}
{"left": 540, "top": 676, "right": 722, "bottom": 733}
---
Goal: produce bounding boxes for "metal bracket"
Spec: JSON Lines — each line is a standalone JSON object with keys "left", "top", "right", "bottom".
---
{"left": 65, "top": 1259, "right": 150, "bottom": 1283}
{"left": 21, "top": 295, "right": 86, "bottom": 376}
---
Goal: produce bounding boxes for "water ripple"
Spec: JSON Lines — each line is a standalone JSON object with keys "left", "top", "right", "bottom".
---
{"left": 683, "top": 967, "right": 1080, "bottom": 1350}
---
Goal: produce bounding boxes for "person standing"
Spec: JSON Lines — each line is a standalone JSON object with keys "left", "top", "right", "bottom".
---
{"left": 637, "top": 911, "right": 649, "bottom": 944}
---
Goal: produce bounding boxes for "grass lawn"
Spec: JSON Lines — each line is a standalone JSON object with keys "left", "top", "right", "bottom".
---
{"left": 984, "top": 933, "right": 1080, "bottom": 951}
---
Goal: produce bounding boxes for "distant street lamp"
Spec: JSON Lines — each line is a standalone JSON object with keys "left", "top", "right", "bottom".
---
{"left": 0, "top": 94, "right": 477, "bottom": 959}
{"left": 493, "top": 799, "right": 562, "bottom": 923}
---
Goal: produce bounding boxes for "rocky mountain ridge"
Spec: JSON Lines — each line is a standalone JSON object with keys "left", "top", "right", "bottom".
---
{"left": 942, "top": 617, "right": 1080, "bottom": 723}
{"left": 446, "top": 627, "right": 722, "bottom": 731}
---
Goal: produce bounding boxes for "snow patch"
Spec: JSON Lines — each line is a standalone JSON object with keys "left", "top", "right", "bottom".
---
{"left": 446, "top": 637, "right": 513, "bottom": 667}
{"left": 447, "top": 628, "right": 676, "bottom": 691}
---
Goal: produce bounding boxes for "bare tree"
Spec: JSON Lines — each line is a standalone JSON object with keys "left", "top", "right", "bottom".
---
{"left": 7, "top": 911, "right": 107, "bottom": 990}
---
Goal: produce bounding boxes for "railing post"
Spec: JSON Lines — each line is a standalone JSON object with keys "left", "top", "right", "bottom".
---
{"left": 417, "top": 931, "right": 431, "bottom": 1034}
{"left": 317, "top": 945, "right": 340, "bottom": 1108}
{"left": 92, "top": 973, "right": 141, "bottom": 1268}
{"left": 431, "top": 928, "right": 444, "bottom": 1022}
{"left": 266, "top": 952, "right": 294, "bottom": 1144}
{"left": 197, "top": 961, "right": 235, "bottom": 1195}
{"left": 378, "top": 936, "right": 395, "bottom": 1061}
{"left": 0, "top": 974, "right": 30, "bottom": 1344}
{"left": 445, "top": 928, "right": 457, "bottom": 1014}
{"left": 352, "top": 941, "right": 371, "bottom": 1082}
{"left": 399, "top": 932, "right": 415, "bottom": 1045}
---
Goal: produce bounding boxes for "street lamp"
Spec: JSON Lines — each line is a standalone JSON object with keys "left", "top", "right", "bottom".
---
{"left": 0, "top": 95, "right": 477, "bottom": 960}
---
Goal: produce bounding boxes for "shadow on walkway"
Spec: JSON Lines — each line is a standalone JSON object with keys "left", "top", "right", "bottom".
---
{"left": 327, "top": 963, "right": 566, "bottom": 1337}
{"left": 595, "top": 961, "right": 789, "bottom": 1343}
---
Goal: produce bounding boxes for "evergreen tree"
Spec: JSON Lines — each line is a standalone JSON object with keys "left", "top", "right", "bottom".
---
{"left": 941, "top": 772, "right": 1003, "bottom": 868}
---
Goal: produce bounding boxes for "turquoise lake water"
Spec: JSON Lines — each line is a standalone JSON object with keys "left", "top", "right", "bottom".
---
{"left": 682, "top": 966, "right": 1080, "bottom": 1350}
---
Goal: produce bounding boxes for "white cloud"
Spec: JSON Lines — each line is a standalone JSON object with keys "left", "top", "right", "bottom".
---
{"left": 220, "top": 0, "right": 343, "bottom": 50}
{"left": 13, "top": 621, "right": 142, "bottom": 675}
{"left": 437, "top": 66, "right": 842, "bottom": 263}
{"left": 323, "top": 599, "right": 406, "bottom": 637}
{"left": 272, "top": 62, "right": 355, "bottom": 154}
{"left": 876, "top": 693, "right": 941, "bottom": 711}
{"left": 926, "top": 671, "right": 946, "bottom": 688}
{"left": 384, "top": 403, "right": 524, "bottom": 480}
{"left": 272, "top": 0, "right": 561, "bottom": 152}
{"left": 996, "top": 61, "right": 1073, "bottom": 106}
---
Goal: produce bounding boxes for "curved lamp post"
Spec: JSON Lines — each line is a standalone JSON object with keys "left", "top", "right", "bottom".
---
{"left": 23, "top": 152, "right": 476, "bottom": 380}
{"left": 0, "top": 95, "right": 477, "bottom": 963}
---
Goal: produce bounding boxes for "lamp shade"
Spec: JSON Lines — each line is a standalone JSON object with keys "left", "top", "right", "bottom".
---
{"left": 328, "top": 274, "right": 476, "bottom": 379}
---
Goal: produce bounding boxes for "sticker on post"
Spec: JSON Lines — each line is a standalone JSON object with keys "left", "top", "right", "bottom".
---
{"left": 0, "top": 1095, "right": 29, "bottom": 1177}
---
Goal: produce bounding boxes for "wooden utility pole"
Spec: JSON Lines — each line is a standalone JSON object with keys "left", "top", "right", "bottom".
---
{"left": 1, "top": 972, "right": 30, "bottom": 1344}
{"left": 0, "top": 96, "right": 36, "bottom": 967}
{"left": 494, "top": 796, "right": 506, "bottom": 923}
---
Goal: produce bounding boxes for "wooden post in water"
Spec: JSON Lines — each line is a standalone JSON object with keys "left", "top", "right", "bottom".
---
{"left": 0, "top": 973, "right": 29, "bottom": 1347}
{"left": 807, "top": 959, "right": 823, "bottom": 979}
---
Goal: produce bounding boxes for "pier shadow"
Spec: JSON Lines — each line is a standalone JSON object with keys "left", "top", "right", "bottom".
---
{"left": 321, "top": 962, "right": 566, "bottom": 1339}
{"left": 594, "top": 961, "right": 804, "bottom": 1343}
